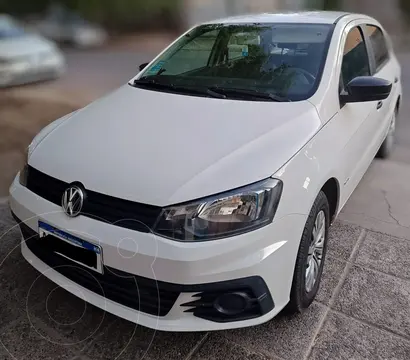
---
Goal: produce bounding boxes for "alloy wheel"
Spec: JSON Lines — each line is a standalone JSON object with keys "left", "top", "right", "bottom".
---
{"left": 305, "top": 210, "right": 325, "bottom": 293}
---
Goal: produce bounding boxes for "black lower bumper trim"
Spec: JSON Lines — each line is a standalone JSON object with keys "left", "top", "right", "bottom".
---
{"left": 12, "top": 212, "right": 274, "bottom": 322}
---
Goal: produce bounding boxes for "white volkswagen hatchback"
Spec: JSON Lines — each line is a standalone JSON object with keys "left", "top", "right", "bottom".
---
{"left": 9, "top": 12, "right": 401, "bottom": 331}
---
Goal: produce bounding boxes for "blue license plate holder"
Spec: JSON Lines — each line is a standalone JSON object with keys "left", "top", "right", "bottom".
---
{"left": 38, "top": 221, "right": 103, "bottom": 274}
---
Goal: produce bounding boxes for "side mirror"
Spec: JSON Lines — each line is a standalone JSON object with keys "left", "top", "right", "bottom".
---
{"left": 341, "top": 76, "right": 392, "bottom": 104}
{"left": 139, "top": 62, "right": 149, "bottom": 71}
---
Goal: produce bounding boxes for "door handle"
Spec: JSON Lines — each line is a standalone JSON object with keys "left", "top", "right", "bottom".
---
{"left": 394, "top": 77, "right": 399, "bottom": 83}
{"left": 377, "top": 101, "right": 383, "bottom": 110}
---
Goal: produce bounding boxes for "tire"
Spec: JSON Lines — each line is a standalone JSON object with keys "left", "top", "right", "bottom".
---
{"left": 377, "top": 109, "right": 397, "bottom": 159}
{"left": 287, "top": 191, "right": 330, "bottom": 313}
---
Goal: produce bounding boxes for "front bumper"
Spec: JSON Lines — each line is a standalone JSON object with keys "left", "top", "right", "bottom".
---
{"left": 9, "top": 175, "right": 307, "bottom": 331}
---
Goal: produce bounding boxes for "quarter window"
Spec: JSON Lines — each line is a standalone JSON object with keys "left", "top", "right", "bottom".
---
{"left": 341, "top": 27, "right": 370, "bottom": 90}
{"left": 365, "top": 25, "right": 389, "bottom": 71}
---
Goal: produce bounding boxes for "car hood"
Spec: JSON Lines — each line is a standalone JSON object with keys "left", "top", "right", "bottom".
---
{"left": 0, "top": 34, "right": 55, "bottom": 59}
{"left": 30, "top": 85, "right": 321, "bottom": 206}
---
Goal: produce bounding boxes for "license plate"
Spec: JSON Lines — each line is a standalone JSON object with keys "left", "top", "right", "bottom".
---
{"left": 38, "top": 221, "right": 103, "bottom": 274}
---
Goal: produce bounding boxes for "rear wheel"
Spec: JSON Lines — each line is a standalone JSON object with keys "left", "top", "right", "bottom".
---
{"left": 287, "top": 191, "right": 329, "bottom": 313}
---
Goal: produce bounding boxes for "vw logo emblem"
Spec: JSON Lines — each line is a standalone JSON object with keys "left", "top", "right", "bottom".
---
{"left": 62, "top": 186, "right": 84, "bottom": 217}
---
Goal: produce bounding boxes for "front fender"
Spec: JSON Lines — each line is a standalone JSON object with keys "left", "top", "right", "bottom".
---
{"left": 273, "top": 124, "right": 344, "bottom": 219}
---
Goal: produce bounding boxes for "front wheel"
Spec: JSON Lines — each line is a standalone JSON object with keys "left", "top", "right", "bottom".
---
{"left": 287, "top": 191, "right": 330, "bottom": 313}
{"left": 377, "top": 110, "right": 396, "bottom": 159}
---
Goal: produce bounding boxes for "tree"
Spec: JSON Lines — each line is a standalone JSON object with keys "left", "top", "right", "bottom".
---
{"left": 323, "top": 0, "right": 340, "bottom": 10}
{"left": 399, "top": 0, "right": 410, "bottom": 24}
{"left": 0, "top": 0, "right": 182, "bottom": 32}
{"left": 305, "top": 0, "right": 340, "bottom": 10}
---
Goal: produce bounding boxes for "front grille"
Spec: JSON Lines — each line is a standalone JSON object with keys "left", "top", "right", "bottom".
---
{"left": 19, "top": 221, "right": 180, "bottom": 316}
{"left": 26, "top": 166, "right": 162, "bottom": 233}
{"left": 26, "top": 166, "right": 67, "bottom": 204}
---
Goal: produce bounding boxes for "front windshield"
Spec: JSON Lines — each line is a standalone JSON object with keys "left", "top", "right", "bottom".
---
{"left": 135, "top": 23, "right": 333, "bottom": 101}
{"left": 0, "top": 17, "right": 25, "bottom": 39}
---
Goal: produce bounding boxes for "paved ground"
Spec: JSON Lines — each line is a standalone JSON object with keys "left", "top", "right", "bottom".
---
{"left": 0, "top": 49, "right": 410, "bottom": 359}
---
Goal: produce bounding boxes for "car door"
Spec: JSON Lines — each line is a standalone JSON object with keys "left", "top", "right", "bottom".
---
{"left": 363, "top": 24, "right": 399, "bottom": 146}
{"left": 337, "top": 24, "right": 378, "bottom": 201}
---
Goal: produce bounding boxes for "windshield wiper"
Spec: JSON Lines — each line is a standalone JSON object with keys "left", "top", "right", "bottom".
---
{"left": 133, "top": 78, "right": 226, "bottom": 99}
{"left": 133, "top": 78, "right": 176, "bottom": 90}
{"left": 208, "top": 87, "right": 290, "bottom": 102}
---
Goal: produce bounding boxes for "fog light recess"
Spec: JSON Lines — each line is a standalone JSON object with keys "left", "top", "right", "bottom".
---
{"left": 180, "top": 277, "right": 274, "bottom": 323}
{"left": 213, "top": 292, "right": 252, "bottom": 316}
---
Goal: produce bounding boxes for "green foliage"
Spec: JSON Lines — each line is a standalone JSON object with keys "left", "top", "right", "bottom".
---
{"left": 323, "top": 0, "right": 340, "bottom": 10}
{"left": 305, "top": 0, "right": 340, "bottom": 10}
{"left": 0, "top": 0, "right": 181, "bottom": 31}
{"left": 399, "top": 0, "right": 410, "bottom": 23}
{"left": 0, "top": 0, "right": 51, "bottom": 14}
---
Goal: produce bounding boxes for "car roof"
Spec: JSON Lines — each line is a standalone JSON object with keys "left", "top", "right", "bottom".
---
{"left": 205, "top": 11, "right": 356, "bottom": 25}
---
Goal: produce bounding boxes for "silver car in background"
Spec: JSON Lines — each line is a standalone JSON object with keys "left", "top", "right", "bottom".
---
{"left": 28, "top": 5, "right": 108, "bottom": 48}
{"left": 0, "top": 14, "right": 65, "bottom": 87}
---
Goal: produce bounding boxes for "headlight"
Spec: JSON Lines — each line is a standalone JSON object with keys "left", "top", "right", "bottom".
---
{"left": 153, "top": 178, "right": 283, "bottom": 241}
{"left": 19, "top": 148, "right": 29, "bottom": 187}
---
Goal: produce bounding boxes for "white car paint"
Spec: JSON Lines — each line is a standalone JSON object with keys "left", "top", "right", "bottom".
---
{"left": 0, "top": 33, "right": 58, "bottom": 59}
{"left": 0, "top": 14, "right": 65, "bottom": 87}
{"left": 29, "top": 88, "right": 320, "bottom": 206}
{"left": 9, "top": 11, "right": 401, "bottom": 331}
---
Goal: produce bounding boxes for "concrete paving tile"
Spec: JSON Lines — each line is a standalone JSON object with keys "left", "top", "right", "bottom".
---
{"left": 0, "top": 256, "right": 55, "bottom": 310}
{"left": 356, "top": 231, "right": 410, "bottom": 280}
{"left": 29, "top": 286, "right": 117, "bottom": 348}
{"left": 0, "top": 291, "right": 24, "bottom": 332}
{"left": 0, "top": 217, "right": 18, "bottom": 240}
{"left": 223, "top": 302, "right": 326, "bottom": 360}
{"left": 309, "top": 311, "right": 410, "bottom": 360}
{"left": 0, "top": 213, "right": 21, "bottom": 264}
{"left": 0, "top": 204, "right": 13, "bottom": 225}
{"left": 0, "top": 236, "right": 24, "bottom": 274}
{"left": 327, "top": 222, "right": 362, "bottom": 261}
{"left": 0, "top": 345, "right": 16, "bottom": 360}
{"left": 339, "top": 160, "right": 410, "bottom": 240}
{"left": 0, "top": 233, "right": 21, "bottom": 265}
{"left": 316, "top": 256, "right": 346, "bottom": 305}
{"left": 83, "top": 318, "right": 206, "bottom": 360}
{"left": 0, "top": 349, "right": 10, "bottom": 360}
{"left": 192, "top": 335, "right": 277, "bottom": 360}
{"left": 339, "top": 214, "right": 410, "bottom": 242}
{"left": 0, "top": 316, "right": 76, "bottom": 360}
{"left": 334, "top": 265, "right": 410, "bottom": 338}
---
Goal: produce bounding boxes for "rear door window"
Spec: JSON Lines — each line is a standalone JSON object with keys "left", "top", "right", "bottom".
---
{"left": 340, "top": 26, "right": 371, "bottom": 90}
{"left": 365, "top": 25, "right": 389, "bottom": 72}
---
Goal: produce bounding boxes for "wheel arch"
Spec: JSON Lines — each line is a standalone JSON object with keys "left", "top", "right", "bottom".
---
{"left": 320, "top": 178, "right": 340, "bottom": 224}
{"left": 396, "top": 95, "right": 401, "bottom": 113}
